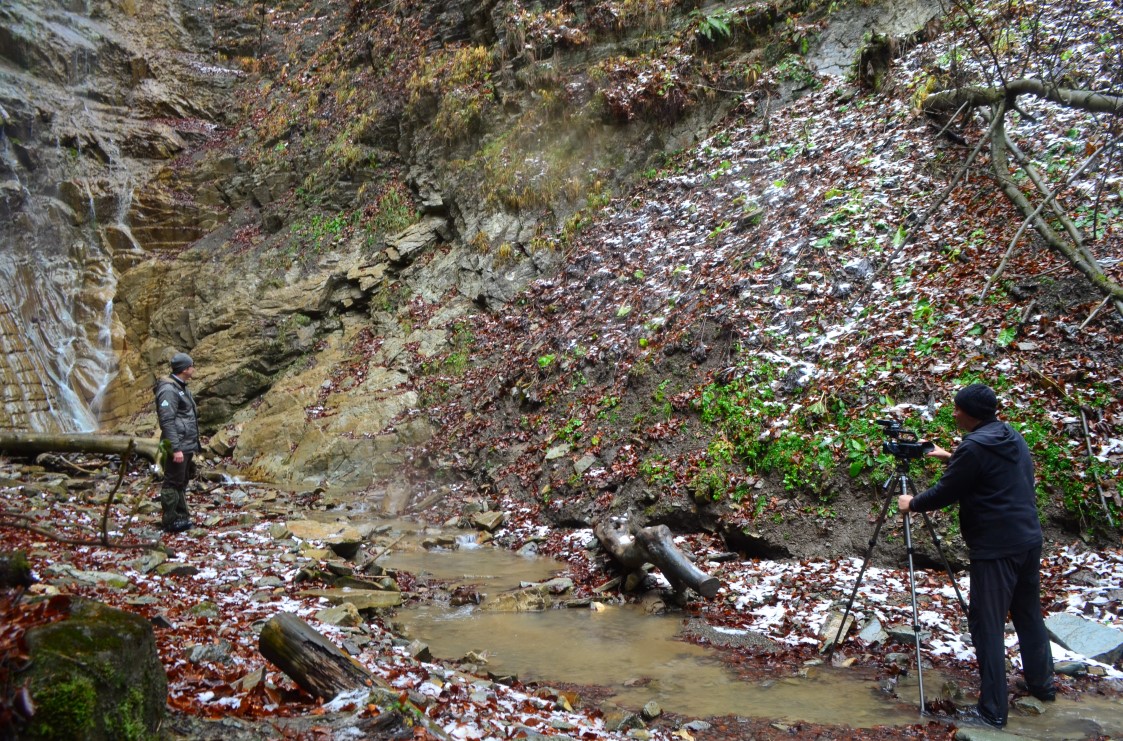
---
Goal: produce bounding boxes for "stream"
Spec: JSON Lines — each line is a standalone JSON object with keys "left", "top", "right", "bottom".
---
{"left": 376, "top": 529, "right": 1123, "bottom": 738}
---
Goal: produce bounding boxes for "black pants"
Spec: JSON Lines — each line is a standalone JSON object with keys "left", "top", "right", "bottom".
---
{"left": 969, "top": 546, "right": 1054, "bottom": 724}
{"left": 160, "top": 452, "right": 195, "bottom": 529}
{"left": 163, "top": 451, "right": 196, "bottom": 491}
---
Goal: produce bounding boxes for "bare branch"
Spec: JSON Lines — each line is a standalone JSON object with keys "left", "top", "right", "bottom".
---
{"left": 923, "top": 81, "right": 1123, "bottom": 117}
{"left": 100, "top": 441, "right": 135, "bottom": 546}
{"left": 983, "top": 122, "right": 1123, "bottom": 309}
{"left": 0, "top": 518, "right": 162, "bottom": 551}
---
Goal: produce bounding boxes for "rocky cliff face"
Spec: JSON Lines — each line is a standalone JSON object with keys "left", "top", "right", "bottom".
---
{"left": 3, "top": 0, "right": 597, "bottom": 490}
{"left": 0, "top": 0, "right": 233, "bottom": 432}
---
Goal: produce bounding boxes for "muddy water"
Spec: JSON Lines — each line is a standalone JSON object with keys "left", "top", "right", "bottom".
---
{"left": 396, "top": 603, "right": 923, "bottom": 727}
{"left": 381, "top": 540, "right": 560, "bottom": 593}
{"left": 385, "top": 541, "right": 1123, "bottom": 736}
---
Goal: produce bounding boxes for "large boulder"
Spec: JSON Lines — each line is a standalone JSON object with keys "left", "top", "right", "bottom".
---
{"left": 19, "top": 596, "right": 167, "bottom": 741}
{"left": 1045, "top": 613, "right": 1123, "bottom": 666}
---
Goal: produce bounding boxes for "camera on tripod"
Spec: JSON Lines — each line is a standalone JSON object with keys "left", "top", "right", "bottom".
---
{"left": 876, "top": 419, "right": 935, "bottom": 460}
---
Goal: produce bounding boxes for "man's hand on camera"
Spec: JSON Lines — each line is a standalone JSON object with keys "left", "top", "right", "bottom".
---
{"left": 898, "top": 494, "right": 913, "bottom": 513}
{"left": 926, "top": 443, "right": 952, "bottom": 461}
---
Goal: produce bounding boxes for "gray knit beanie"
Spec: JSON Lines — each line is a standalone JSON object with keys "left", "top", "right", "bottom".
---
{"left": 170, "top": 352, "right": 194, "bottom": 374}
{"left": 954, "top": 383, "right": 997, "bottom": 421}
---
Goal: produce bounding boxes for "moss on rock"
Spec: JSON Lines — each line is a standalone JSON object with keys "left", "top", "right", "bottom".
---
{"left": 20, "top": 597, "right": 167, "bottom": 741}
{"left": 29, "top": 675, "right": 97, "bottom": 740}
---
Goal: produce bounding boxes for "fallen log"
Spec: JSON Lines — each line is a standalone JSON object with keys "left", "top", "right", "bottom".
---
{"left": 595, "top": 519, "right": 721, "bottom": 599}
{"left": 259, "top": 611, "right": 374, "bottom": 700}
{"left": 0, "top": 432, "right": 161, "bottom": 462}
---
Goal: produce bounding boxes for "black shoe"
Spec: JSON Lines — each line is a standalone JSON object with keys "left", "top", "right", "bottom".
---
{"left": 1016, "top": 679, "right": 1056, "bottom": 702}
{"left": 955, "top": 705, "right": 1005, "bottom": 729}
{"left": 167, "top": 518, "right": 194, "bottom": 533}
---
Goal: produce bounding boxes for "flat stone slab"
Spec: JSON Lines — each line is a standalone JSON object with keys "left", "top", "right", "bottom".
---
{"left": 286, "top": 519, "right": 364, "bottom": 543}
{"left": 471, "top": 511, "right": 506, "bottom": 532}
{"left": 298, "top": 588, "right": 402, "bottom": 611}
{"left": 1044, "top": 613, "right": 1123, "bottom": 665}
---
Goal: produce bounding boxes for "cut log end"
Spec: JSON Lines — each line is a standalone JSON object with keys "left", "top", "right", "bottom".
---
{"left": 259, "top": 611, "right": 372, "bottom": 700}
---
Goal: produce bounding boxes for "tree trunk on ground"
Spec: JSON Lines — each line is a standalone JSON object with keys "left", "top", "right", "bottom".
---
{"left": 0, "top": 432, "right": 161, "bottom": 462}
{"left": 259, "top": 612, "right": 374, "bottom": 700}
{"left": 595, "top": 519, "right": 721, "bottom": 599}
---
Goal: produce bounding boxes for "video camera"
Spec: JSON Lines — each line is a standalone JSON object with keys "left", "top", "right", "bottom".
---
{"left": 876, "top": 420, "right": 935, "bottom": 460}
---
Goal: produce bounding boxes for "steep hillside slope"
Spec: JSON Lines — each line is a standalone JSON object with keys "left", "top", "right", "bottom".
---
{"left": 11, "top": 0, "right": 1113, "bottom": 554}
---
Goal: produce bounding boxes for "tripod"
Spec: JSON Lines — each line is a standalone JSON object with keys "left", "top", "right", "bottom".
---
{"left": 828, "top": 457, "right": 968, "bottom": 712}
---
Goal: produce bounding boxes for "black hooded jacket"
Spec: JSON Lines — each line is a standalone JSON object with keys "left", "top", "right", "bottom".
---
{"left": 154, "top": 375, "right": 201, "bottom": 454}
{"left": 910, "top": 419, "right": 1042, "bottom": 559}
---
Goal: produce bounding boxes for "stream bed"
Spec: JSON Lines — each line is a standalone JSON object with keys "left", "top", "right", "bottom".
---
{"left": 381, "top": 537, "right": 1123, "bottom": 738}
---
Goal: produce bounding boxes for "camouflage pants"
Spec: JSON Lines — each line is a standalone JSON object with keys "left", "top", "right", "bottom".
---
{"left": 160, "top": 486, "right": 190, "bottom": 530}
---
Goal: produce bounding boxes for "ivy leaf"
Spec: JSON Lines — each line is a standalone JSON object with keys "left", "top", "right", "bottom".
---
{"left": 892, "top": 223, "right": 907, "bottom": 248}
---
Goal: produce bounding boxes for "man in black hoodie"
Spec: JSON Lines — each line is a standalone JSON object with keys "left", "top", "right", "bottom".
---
{"left": 898, "top": 383, "right": 1055, "bottom": 728}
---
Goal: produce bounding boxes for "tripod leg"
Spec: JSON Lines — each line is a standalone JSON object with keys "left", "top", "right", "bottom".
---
{"left": 903, "top": 509, "right": 926, "bottom": 713}
{"left": 827, "top": 475, "right": 900, "bottom": 656}
{"left": 913, "top": 499, "right": 969, "bottom": 617}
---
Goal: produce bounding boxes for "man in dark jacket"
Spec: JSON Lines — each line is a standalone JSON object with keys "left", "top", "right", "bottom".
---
{"left": 155, "top": 352, "right": 200, "bottom": 533}
{"left": 899, "top": 383, "right": 1055, "bottom": 728}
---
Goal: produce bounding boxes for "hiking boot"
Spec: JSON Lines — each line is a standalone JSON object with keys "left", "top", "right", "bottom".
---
{"left": 1016, "top": 679, "right": 1056, "bottom": 701}
{"left": 955, "top": 705, "right": 1005, "bottom": 729}
{"left": 166, "top": 518, "right": 194, "bottom": 533}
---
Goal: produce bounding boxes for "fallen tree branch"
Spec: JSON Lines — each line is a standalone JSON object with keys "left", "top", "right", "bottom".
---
{"left": 922, "top": 80, "right": 1123, "bottom": 117}
{"left": 100, "top": 441, "right": 135, "bottom": 546}
{"left": 0, "top": 518, "right": 162, "bottom": 551}
{"left": 1080, "top": 409, "right": 1120, "bottom": 528}
{"left": 0, "top": 433, "right": 161, "bottom": 463}
{"left": 259, "top": 611, "right": 376, "bottom": 699}
{"left": 594, "top": 518, "right": 720, "bottom": 599}
{"left": 983, "top": 120, "right": 1123, "bottom": 312}
{"left": 1079, "top": 296, "right": 1111, "bottom": 330}
{"left": 34, "top": 453, "right": 101, "bottom": 476}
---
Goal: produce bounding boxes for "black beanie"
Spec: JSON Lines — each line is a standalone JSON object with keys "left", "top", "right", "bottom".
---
{"left": 955, "top": 383, "right": 997, "bottom": 421}
{"left": 171, "top": 352, "right": 194, "bottom": 374}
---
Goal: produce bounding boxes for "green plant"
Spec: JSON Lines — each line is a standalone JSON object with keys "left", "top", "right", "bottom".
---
{"left": 652, "top": 379, "right": 674, "bottom": 419}
{"left": 640, "top": 454, "right": 676, "bottom": 486}
{"left": 709, "top": 159, "right": 733, "bottom": 179}
{"left": 537, "top": 354, "right": 556, "bottom": 369}
{"left": 692, "top": 10, "right": 732, "bottom": 43}
{"left": 691, "top": 436, "right": 735, "bottom": 502}
{"left": 708, "top": 220, "right": 733, "bottom": 239}
{"left": 445, "top": 352, "right": 469, "bottom": 374}
{"left": 775, "top": 54, "right": 817, "bottom": 87}
{"left": 556, "top": 418, "right": 585, "bottom": 442}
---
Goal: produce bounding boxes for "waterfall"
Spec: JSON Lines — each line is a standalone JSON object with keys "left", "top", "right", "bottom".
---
{"left": 2, "top": 0, "right": 224, "bottom": 435}
{"left": 87, "top": 298, "right": 119, "bottom": 420}
{"left": 0, "top": 60, "right": 123, "bottom": 434}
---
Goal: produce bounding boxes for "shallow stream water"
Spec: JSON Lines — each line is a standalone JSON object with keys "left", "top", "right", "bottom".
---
{"left": 381, "top": 534, "right": 1123, "bottom": 737}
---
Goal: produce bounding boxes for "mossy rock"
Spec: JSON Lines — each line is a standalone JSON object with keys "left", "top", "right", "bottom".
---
{"left": 19, "top": 597, "right": 167, "bottom": 741}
